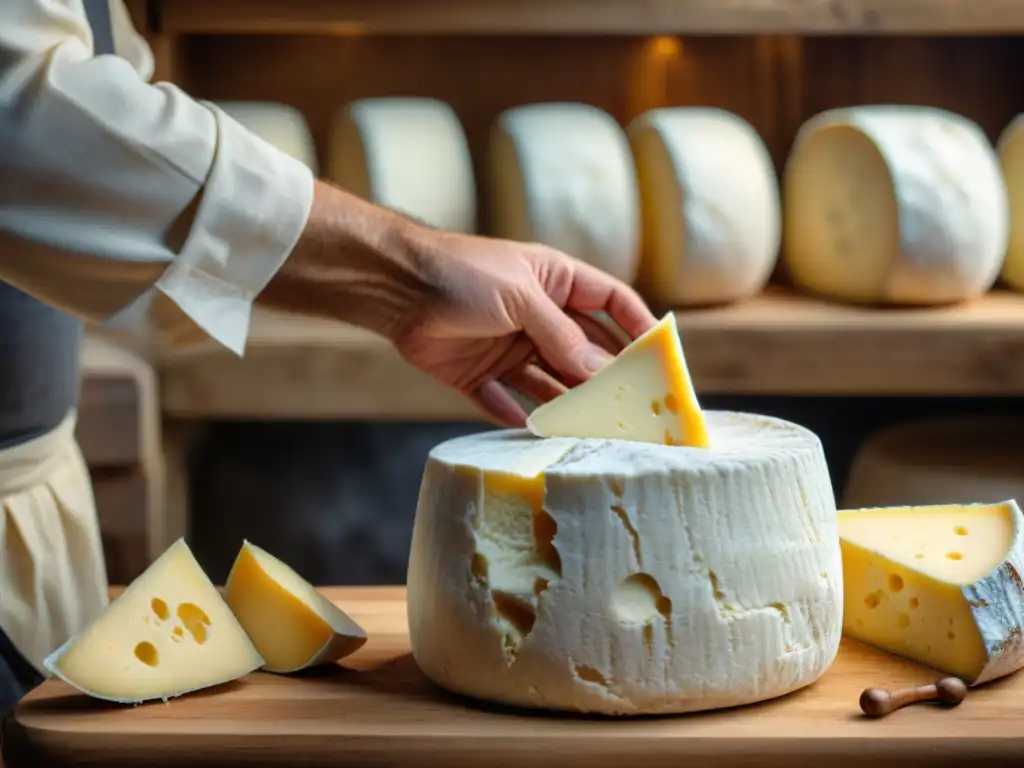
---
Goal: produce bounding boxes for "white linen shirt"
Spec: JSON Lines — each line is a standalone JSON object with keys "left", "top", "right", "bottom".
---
{"left": 0, "top": 0, "right": 315, "bottom": 355}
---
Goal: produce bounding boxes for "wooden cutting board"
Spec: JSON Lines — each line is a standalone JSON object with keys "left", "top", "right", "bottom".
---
{"left": 5, "top": 586, "right": 1024, "bottom": 767}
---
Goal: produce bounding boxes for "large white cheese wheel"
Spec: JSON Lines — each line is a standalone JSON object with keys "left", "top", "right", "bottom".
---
{"left": 783, "top": 106, "right": 1008, "bottom": 305}
{"left": 627, "top": 107, "right": 780, "bottom": 306}
{"left": 843, "top": 416, "right": 1024, "bottom": 509}
{"left": 407, "top": 411, "right": 843, "bottom": 715}
{"left": 327, "top": 98, "right": 476, "bottom": 234}
{"left": 489, "top": 103, "right": 640, "bottom": 283}
{"left": 215, "top": 101, "right": 318, "bottom": 172}
{"left": 997, "top": 115, "right": 1024, "bottom": 291}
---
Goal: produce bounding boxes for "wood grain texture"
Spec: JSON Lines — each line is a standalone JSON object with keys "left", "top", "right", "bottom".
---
{"left": 157, "top": 0, "right": 1024, "bottom": 35}
{"left": 155, "top": 289, "right": 1024, "bottom": 419}
{"left": 5, "top": 587, "right": 1024, "bottom": 767}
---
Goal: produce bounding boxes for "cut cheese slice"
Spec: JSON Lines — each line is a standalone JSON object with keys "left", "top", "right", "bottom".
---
{"left": 43, "top": 539, "right": 263, "bottom": 703}
{"left": 407, "top": 411, "right": 843, "bottom": 715}
{"left": 997, "top": 115, "right": 1024, "bottom": 291}
{"left": 783, "top": 105, "right": 1008, "bottom": 305}
{"left": 627, "top": 107, "right": 780, "bottom": 306}
{"left": 224, "top": 540, "right": 367, "bottom": 673}
{"left": 327, "top": 97, "right": 476, "bottom": 233}
{"left": 489, "top": 102, "right": 640, "bottom": 283}
{"left": 839, "top": 501, "right": 1024, "bottom": 686}
{"left": 526, "top": 312, "right": 709, "bottom": 448}
{"left": 215, "top": 101, "right": 319, "bottom": 172}
{"left": 842, "top": 416, "right": 1024, "bottom": 510}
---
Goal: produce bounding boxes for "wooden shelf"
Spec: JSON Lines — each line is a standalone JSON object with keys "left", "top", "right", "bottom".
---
{"left": 155, "top": 0, "right": 1024, "bottom": 36}
{"left": 154, "top": 288, "right": 1024, "bottom": 420}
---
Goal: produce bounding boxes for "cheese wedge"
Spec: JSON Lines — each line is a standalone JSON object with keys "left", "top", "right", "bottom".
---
{"left": 224, "top": 541, "right": 367, "bottom": 673}
{"left": 44, "top": 539, "right": 264, "bottom": 703}
{"left": 839, "top": 500, "right": 1024, "bottom": 686}
{"left": 526, "top": 312, "right": 709, "bottom": 448}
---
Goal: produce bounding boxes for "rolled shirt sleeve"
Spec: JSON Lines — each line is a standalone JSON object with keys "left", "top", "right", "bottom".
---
{"left": 0, "top": 0, "right": 314, "bottom": 355}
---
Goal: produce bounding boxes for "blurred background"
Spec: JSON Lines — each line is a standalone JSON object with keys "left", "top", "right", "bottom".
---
{"left": 83, "top": 2, "right": 1024, "bottom": 587}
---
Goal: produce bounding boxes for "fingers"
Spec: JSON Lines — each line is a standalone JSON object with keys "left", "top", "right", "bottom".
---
{"left": 502, "top": 363, "right": 566, "bottom": 404}
{"left": 473, "top": 380, "right": 529, "bottom": 428}
{"left": 520, "top": 292, "right": 615, "bottom": 385}
{"left": 567, "top": 309, "right": 629, "bottom": 355}
{"left": 565, "top": 261, "right": 659, "bottom": 340}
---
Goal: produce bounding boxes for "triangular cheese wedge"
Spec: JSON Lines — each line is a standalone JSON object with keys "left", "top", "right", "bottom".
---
{"left": 838, "top": 500, "right": 1024, "bottom": 685}
{"left": 44, "top": 538, "right": 264, "bottom": 703}
{"left": 223, "top": 541, "right": 367, "bottom": 673}
{"left": 527, "top": 312, "right": 710, "bottom": 448}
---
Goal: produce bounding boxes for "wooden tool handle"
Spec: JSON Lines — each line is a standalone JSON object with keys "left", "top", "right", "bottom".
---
{"left": 860, "top": 677, "right": 968, "bottom": 717}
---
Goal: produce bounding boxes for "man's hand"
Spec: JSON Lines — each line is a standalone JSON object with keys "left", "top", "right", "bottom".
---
{"left": 259, "top": 181, "right": 658, "bottom": 427}
{"left": 392, "top": 230, "right": 658, "bottom": 427}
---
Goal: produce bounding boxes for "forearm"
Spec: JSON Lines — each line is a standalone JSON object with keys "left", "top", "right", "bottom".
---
{"left": 257, "top": 180, "right": 437, "bottom": 341}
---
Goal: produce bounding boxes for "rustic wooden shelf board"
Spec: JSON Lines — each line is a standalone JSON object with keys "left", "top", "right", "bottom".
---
{"left": 154, "top": 289, "right": 1024, "bottom": 419}
{"left": 156, "top": 0, "right": 1024, "bottom": 35}
{"left": 5, "top": 587, "right": 1024, "bottom": 767}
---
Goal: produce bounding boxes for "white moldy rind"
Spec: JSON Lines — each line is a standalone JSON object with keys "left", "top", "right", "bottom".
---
{"left": 406, "top": 411, "right": 843, "bottom": 715}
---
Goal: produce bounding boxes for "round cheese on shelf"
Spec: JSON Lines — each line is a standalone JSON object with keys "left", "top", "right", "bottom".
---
{"left": 489, "top": 102, "right": 640, "bottom": 283}
{"left": 627, "top": 107, "right": 780, "bottom": 306}
{"left": 214, "top": 101, "right": 319, "bottom": 172}
{"left": 997, "top": 115, "right": 1024, "bottom": 291}
{"left": 327, "top": 98, "right": 476, "bottom": 234}
{"left": 406, "top": 411, "right": 842, "bottom": 715}
{"left": 842, "top": 416, "right": 1024, "bottom": 509}
{"left": 782, "top": 105, "right": 1008, "bottom": 305}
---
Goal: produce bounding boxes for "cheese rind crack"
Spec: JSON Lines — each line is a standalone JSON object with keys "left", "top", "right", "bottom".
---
{"left": 224, "top": 540, "right": 368, "bottom": 673}
{"left": 526, "top": 312, "right": 709, "bottom": 448}
{"left": 839, "top": 500, "right": 1024, "bottom": 685}
{"left": 43, "top": 538, "right": 264, "bottom": 704}
{"left": 407, "top": 412, "right": 843, "bottom": 715}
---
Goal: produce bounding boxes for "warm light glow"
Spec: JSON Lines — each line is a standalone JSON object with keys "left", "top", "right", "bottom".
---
{"left": 327, "top": 22, "right": 366, "bottom": 36}
{"left": 648, "top": 35, "right": 682, "bottom": 59}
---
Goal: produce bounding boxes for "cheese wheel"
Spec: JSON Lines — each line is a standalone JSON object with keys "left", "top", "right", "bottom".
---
{"left": 997, "top": 115, "right": 1024, "bottom": 291}
{"left": 327, "top": 98, "right": 476, "bottom": 233}
{"left": 489, "top": 103, "right": 640, "bottom": 283}
{"left": 842, "top": 416, "right": 1024, "bottom": 509}
{"left": 783, "top": 106, "right": 1008, "bottom": 305}
{"left": 627, "top": 107, "right": 780, "bottom": 306}
{"left": 215, "top": 101, "right": 318, "bottom": 172}
{"left": 407, "top": 411, "right": 842, "bottom": 715}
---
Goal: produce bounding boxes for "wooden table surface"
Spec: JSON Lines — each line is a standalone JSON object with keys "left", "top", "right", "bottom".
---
{"left": 5, "top": 586, "right": 1024, "bottom": 767}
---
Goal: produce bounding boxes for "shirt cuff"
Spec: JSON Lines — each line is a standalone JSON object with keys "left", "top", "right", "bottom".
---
{"left": 105, "top": 103, "right": 315, "bottom": 356}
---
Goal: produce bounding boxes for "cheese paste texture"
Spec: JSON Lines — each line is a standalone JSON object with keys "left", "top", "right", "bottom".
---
{"left": 406, "top": 411, "right": 843, "bottom": 715}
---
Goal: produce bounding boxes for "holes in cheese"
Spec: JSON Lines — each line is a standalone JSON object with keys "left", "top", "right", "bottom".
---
{"left": 327, "top": 97, "right": 476, "bottom": 233}
{"left": 526, "top": 312, "right": 710, "bottom": 448}
{"left": 214, "top": 101, "right": 319, "bottom": 172}
{"left": 223, "top": 540, "right": 367, "bottom": 674}
{"left": 43, "top": 539, "right": 263, "bottom": 704}
{"left": 783, "top": 105, "right": 1008, "bottom": 305}
{"left": 838, "top": 500, "right": 1024, "bottom": 686}
{"left": 407, "top": 413, "right": 842, "bottom": 715}
{"left": 489, "top": 102, "right": 640, "bottom": 283}
{"left": 627, "top": 107, "right": 780, "bottom": 307}
{"left": 997, "top": 114, "right": 1024, "bottom": 291}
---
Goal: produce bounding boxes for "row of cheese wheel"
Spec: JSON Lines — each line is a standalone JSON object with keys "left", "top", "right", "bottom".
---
{"left": 216, "top": 99, "right": 1024, "bottom": 307}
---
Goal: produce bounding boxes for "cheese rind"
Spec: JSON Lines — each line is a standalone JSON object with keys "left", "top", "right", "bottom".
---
{"left": 327, "top": 97, "right": 476, "bottom": 233}
{"left": 627, "top": 107, "right": 780, "bottom": 306}
{"left": 526, "top": 312, "right": 709, "bottom": 448}
{"left": 407, "top": 411, "right": 843, "bottom": 715}
{"left": 997, "top": 115, "right": 1024, "bottom": 291}
{"left": 489, "top": 102, "right": 640, "bottom": 283}
{"left": 224, "top": 541, "right": 368, "bottom": 674}
{"left": 43, "top": 539, "right": 264, "bottom": 703}
{"left": 215, "top": 101, "right": 319, "bottom": 172}
{"left": 783, "top": 105, "right": 1008, "bottom": 305}
{"left": 839, "top": 501, "right": 1024, "bottom": 686}
{"left": 842, "top": 416, "right": 1024, "bottom": 510}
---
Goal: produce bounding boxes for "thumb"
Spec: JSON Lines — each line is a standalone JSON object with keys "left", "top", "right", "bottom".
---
{"left": 520, "top": 292, "right": 614, "bottom": 384}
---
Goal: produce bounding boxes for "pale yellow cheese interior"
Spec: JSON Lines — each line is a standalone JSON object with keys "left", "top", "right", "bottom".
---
{"left": 839, "top": 502, "right": 1015, "bottom": 682}
{"left": 526, "top": 312, "right": 709, "bottom": 448}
